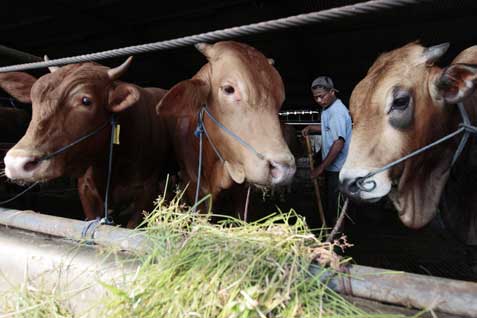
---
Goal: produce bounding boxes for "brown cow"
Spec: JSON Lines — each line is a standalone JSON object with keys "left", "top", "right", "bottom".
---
{"left": 157, "top": 41, "right": 296, "bottom": 216}
{"left": 339, "top": 42, "right": 477, "bottom": 244}
{"left": 2, "top": 58, "right": 170, "bottom": 226}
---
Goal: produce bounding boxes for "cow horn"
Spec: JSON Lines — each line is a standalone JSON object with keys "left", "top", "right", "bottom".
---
{"left": 422, "top": 43, "right": 450, "bottom": 64}
{"left": 195, "top": 42, "right": 213, "bottom": 59}
{"left": 107, "top": 56, "right": 133, "bottom": 80}
{"left": 44, "top": 55, "right": 59, "bottom": 73}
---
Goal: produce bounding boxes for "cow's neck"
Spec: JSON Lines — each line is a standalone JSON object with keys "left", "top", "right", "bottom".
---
{"left": 172, "top": 109, "right": 235, "bottom": 203}
{"left": 111, "top": 86, "right": 169, "bottom": 178}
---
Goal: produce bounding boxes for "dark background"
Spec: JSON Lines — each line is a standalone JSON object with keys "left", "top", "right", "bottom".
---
{"left": 1, "top": 0, "right": 477, "bottom": 108}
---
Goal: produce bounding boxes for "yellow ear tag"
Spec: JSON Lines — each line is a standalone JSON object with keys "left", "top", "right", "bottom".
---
{"left": 113, "top": 124, "right": 121, "bottom": 145}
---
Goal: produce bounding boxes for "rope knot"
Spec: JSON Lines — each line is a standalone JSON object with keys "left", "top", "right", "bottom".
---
{"left": 459, "top": 123, "right": 477, "bottom": 135}
{"left": 194, "top": 121, "right": 204, "bottom": 138}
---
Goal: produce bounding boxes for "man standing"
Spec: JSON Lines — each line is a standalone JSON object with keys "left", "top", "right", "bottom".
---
{"left": 302, "top": 76, "right": 352, "bottom": 225}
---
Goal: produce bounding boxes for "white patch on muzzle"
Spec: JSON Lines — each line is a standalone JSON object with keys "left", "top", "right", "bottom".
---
{"left": 4, "top": 150, "right": 42, "bottom": 182}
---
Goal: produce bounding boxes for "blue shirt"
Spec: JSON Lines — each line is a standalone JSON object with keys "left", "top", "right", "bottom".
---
{"left": 320, "top": 98, "right": 352, "bottom": 172}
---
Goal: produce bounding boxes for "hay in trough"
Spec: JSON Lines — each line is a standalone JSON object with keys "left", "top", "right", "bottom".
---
{"left": 98, "top": 192, "right": 401, "bottom": 318}
{"left": 0, "top": 190, "right": 406, "bottom": 318}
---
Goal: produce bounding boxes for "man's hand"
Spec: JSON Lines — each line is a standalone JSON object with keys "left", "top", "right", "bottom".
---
{"left": 302, "top": 126, "right": 311, "bottom": 137}
{"left": 310, "top": 164, "right": 325, "bottom": 179}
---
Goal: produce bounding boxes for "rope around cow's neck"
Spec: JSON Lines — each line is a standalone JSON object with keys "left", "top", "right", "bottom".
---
{"left": 356, "top": 102, "right": 477, "bottom": 192}
{"left": 0, "top": 115, "right": 117, "bottom": 226}
{"left": 193, "top": 105, "right": 266, "bottom": 212}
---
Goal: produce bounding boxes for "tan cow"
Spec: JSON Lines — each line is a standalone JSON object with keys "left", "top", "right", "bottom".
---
{"left": 2, "top": 59, "right": 170, "bottom": 226}
{"left": 157, "top": 41, "right": 296, "bottom": 216}
{"left": 339, "top": 42, "right": 477, "bottom": 243}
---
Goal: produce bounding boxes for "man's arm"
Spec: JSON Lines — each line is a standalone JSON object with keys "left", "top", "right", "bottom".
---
{"left": 311, "top": 138, "right": 344, "bottom": 178}
{"left": 302, "top": 124, "right": 321, "bottom": 136}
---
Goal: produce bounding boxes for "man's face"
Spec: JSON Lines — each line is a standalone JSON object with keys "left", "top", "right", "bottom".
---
{"left": 312, "top": 88, "right": 334, "bottom": 108}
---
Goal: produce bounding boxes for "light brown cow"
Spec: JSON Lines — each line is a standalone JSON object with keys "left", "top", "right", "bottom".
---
{"left": 157, "top": 41, "right": 296, "bottom": 215}
{"left": 2, "top": 59, "right": 170, "bottom": 226}
{"left": 339, "top": 42, "right": 477, "bottom": 243}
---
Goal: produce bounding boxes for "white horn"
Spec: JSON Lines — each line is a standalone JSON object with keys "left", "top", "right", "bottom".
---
{"left": 107, "top": 56, "right": 133, "bottom": 80}
{"left": 195, "top": 42, "right": 214, "bottom": 60}
{"left": 44, "top": 55, "right": 59, "bottom": 73}
{"left": 422, "top": 43, "right": 450, "bottom": 64}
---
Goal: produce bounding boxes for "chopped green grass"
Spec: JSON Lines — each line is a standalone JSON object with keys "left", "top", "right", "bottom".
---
{"left": 99, "top": 192, "right": 404, "bottom": 318}
{"left": 0, "top": 190, "right": 409, "bottom": 318}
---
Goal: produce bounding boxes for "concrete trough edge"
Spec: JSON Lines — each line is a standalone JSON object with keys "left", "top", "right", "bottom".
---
{"left": 0, "top": 207, "right": 476, "bottom": 317}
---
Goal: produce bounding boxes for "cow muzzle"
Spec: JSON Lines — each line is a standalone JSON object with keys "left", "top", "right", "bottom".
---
{"left": 269, "top": 159, "right": 296, "bottom": 186}
{"left": 4, "top": 150, "right": 48, "bottom": 183}
{"left": 339, "top": 168, "right": 391, "bottom": 203}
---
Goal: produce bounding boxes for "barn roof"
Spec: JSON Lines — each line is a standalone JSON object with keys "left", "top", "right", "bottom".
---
{"left": 1, "top": 0, "right": 476, "bottom": 108}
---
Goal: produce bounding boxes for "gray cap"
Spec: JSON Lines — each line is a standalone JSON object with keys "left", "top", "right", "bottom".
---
{"left": 311, "top": 76, "right": 339, "bottom": 92}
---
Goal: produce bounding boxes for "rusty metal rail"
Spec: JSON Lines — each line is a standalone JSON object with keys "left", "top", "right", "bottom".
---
{"left": 0, "top": 207, "right": 476, "bottom": 317}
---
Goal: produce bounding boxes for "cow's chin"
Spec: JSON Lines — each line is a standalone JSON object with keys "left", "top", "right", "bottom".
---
{"left": 389, "top": 174, "right": 435, "bottom": 230}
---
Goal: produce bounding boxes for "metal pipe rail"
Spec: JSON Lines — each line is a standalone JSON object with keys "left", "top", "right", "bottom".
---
{"left": 0, "top": 207, "right": 476, "bottom": 316}
{"left": 0, "top": 208, "right": 150, "bottom": 254}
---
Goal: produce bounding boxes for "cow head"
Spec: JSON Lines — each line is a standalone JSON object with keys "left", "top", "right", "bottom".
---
{"left": 340, "top": 42, "right": 477, "bottom": 229}
{"left": 158, "top": 41, "right": 295, "bottom": 187}
{"left": 3, "top": 57, "right": 140, "bottom": 183}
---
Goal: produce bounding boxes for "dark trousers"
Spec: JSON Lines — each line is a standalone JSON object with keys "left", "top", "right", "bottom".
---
{"left": 324, "top": 171, "right": 341, "bottom": 226}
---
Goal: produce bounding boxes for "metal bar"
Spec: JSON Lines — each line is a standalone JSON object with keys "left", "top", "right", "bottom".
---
{"left": 1, "top": 207, "right": 477, "bottom": 316}
{"left": 0, "top": 208, "right": 151, "bottom": 253}
{"left": 327, "top": 264, "right": 477, "bottom": 317}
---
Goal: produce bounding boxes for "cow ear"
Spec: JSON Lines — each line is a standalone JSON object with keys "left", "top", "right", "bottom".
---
{"left": 224, "top": 161, "right": 245, "bottom": 184}
{"left": 435, "top": 63, "right": 477, "bottom": 104}
{"left": 0, "top": 72, "right": 36, "bottom": 104}
{"left": 108, "top": 83, "right": 140, "bottom": 112}
{"left": 156, "top": 79, "right": 210, "bottom": 116}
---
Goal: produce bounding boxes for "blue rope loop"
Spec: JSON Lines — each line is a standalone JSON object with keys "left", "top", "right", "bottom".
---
{"left": 80, "top": 217, "right": 101, "bottom": 244}
{"left": 194, "top": 110, "right": 205, "bottom": 138}
{"left": 356, "top": 176, "right": 377, "bottom": 192}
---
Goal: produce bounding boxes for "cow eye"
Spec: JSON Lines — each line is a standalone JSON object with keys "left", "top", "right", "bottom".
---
{"left": 222, "top": 85, "right": 235, "bottom": 95}
{"left": 391, "top": 95, "right": 410, "bottom": 111}
{"left": 388, "top": 90, "right": 413, "bottom": 129}
{"left": 81, "top": 96, "right": 92, "bottom": 106}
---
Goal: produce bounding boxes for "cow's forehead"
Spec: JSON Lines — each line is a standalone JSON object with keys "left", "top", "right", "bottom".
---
{"left": 353, "top": 43, "right": 431, "bottom": 102}
{"left": 367, "top": 43, "right": 426, "bottom": 78}
{"left": 210, "top": 43, "right": 284, "bottom": 103}
{"left": 32, "top": 63, "right": 109, "bottom": 102}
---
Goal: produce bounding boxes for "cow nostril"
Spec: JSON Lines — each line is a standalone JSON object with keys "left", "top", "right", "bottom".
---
{"left": 23, "top": 159, "right": 40, "bottom": 172}
{"left": 348, "top": 179, "right": 360, "bottom": 194}
{"left": 270, "top": 161, "right": 283, "bottom": 179}
{"left": 269, "top": 160, "right": 295, "bottom": 185}
{"left": 355, "top": 177, "right": 377, "bottom": 192}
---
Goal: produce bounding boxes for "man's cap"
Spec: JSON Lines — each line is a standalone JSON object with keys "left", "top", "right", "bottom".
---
{"left": 311, "top": 76, "right": 339, "bottom": 92}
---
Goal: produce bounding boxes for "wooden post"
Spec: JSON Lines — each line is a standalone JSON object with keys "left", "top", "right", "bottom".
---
{"left": 304, "top": 135, "right": 326, "bottom": 227}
